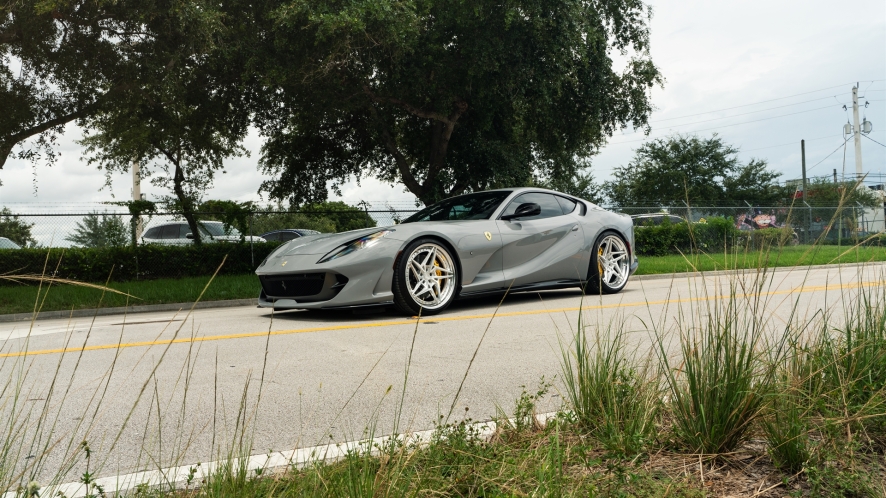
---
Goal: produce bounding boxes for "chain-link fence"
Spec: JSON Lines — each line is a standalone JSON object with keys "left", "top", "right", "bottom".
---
{"left": 1, "top": 203, "right": 883, "bottom": 283}
{"left": 609, "top": 203, "right": 886, "bottom": 245}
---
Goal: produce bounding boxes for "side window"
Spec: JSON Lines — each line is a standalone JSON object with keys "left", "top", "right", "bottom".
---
{"left": 262, "top": 233, "right": 278, "bottom": 242}
{"left": 555, "top": 196, "right": 577, "bottom": 214}
{"left": 500, "top": 193, "right": 564, "bottom": 220}
{"left": 144, "top": 227, "right": 161, "bottom": 239}
{"left": 279, "top": 232, "right": 300, "bottom": 241}
{"left": 160, "top": 225, "right": 179, "bottom": 239}
{"left": 179, "top": 224, "right": 192, "bottom": 238}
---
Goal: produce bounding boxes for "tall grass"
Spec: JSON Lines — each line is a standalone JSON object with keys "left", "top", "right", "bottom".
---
{"left": 560, "top": 315, "right": 659, "bottom": 456}
{"left": 649, "top": 271, "right": 790, "bottom": 454}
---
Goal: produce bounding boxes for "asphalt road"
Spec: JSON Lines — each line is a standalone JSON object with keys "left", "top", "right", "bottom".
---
{"left": 1, "top": 263, "right": 883, "bottom": 484}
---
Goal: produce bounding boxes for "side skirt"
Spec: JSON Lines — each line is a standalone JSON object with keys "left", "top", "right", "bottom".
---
{"left": 456, "top": 279, "right": 583, "bottom": 300}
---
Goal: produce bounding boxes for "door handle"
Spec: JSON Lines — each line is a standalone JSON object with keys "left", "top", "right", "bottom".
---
{"left": 571, "top": 225, "right": 579, "bottom": 232}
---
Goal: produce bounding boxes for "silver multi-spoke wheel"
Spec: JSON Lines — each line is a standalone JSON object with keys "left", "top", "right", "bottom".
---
{"left": 596, "top": 234, "right": 629, "bottom": 291}
{"left": 404, "top": 243, "right": 456, "bottom": 310}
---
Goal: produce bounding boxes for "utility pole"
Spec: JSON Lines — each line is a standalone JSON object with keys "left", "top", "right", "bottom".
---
{"left": 132, "top": 161, "right": 143, "bottom": 239}
{"left": 801, "top": 140, "right": 807, "bottom": 201}
{"left": 852, "top": 84, "right": 863, "bottom": 179}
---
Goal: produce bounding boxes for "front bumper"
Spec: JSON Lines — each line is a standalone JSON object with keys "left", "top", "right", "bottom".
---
{"left": 255, "top": 239, "right": 400, "bottom": 310}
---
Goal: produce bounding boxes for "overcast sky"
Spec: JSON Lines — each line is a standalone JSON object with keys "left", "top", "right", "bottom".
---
{"left": 1, "top": 0, "right": 884, "bottom": 210}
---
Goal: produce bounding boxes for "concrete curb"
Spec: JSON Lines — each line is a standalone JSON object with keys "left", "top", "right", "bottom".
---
{"left": 0, "top": 298, "right": 258, "bottom": 323}
{"left": 1, "top": 261, "right": 881, "bottom": 323}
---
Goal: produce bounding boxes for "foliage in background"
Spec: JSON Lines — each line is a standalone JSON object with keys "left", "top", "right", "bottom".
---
{"left": 65, "top": 212, "right": 129, "bottom": 248}
{"left": 0, "top": 242, "right": 281, "bottom": 283}
{"left": 604, "top": 134, "right": 790, "bottom": 208}
{"left": 0, "top": 207, "right": 36, "bottom": 247}
{"left": 803, "top": 176, "right": 882, "bottom": 208}
{"left": 300, "top": 201, "right": 377, "bottom": 232}
{"left": 255, "top": 0, "right": 662, "bottom": 206}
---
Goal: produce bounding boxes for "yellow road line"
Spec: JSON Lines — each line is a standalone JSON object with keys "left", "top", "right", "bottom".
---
{"left": 3, "top": 280, "right": 882, "bottom": 359}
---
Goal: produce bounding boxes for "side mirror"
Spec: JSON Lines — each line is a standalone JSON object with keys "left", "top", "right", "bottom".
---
{"left": 501, "top": 202, "right": 542, "bottom": 221}
{"left": 185, "top": 233, "right": 194, "bottom": 239}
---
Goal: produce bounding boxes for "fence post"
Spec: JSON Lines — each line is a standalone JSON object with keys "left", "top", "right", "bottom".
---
{"left": 249, "top": 211, "right": 254, "bottom": 268}
{"left": 803, "top": 201, "right": 813, "bottom": 244}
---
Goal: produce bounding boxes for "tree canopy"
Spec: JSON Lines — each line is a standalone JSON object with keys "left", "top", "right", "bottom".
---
{"left": 255, "top": 0, "right": 662, "bottom": 206}
{"left": 0, "top": 0, "right": 234, "bottom": 175}
{"left": 603, "top": 134, "right": 790, "bottom": 207}
{"left": 5, "top": 0, "right": 663, "bottom": 206}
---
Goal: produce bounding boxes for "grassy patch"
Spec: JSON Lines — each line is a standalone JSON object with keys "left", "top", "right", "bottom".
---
{"left": 634, "top": 244, "right": 886, "bottom": 275}
{"left": 3, "top": 259, "right": 886, "bottom": 497}
{"left": 0, "top": 274, "right": 259, "bottom": 315}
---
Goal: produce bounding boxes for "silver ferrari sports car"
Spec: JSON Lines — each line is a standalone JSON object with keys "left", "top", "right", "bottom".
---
{"left": 256, "top": 188, "right": 638, "bottom": 315}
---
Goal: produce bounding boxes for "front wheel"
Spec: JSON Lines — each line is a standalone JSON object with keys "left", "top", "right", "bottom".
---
{"left": 393, "top": 239, "right": 459, "bottom": 316}
{"left": 585, "top": 232, "right": 631, "bottom": 294}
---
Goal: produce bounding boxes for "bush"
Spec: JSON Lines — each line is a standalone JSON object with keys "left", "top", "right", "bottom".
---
{"left": 0, "top": 242, "right": 284, "bottom": 284}
{"left": 633, "top": 216, "right": 804, "bottom": 256}
{"left": 633, "top": 216, "right": 739, "bottom": 256}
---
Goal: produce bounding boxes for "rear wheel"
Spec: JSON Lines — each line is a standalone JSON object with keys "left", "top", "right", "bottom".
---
{"left": 393, "top": 239, "right": 459, "bottom": 316}
{"left": 586, "top": 232, "right": 630, "bottom": 294}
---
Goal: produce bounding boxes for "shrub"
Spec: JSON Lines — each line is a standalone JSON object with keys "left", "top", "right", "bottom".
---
{"left": 0, "top": 242, "right": 283, "bottom": 284}
{"left": 633, "top": 216, "right": 741, "bottom": 256}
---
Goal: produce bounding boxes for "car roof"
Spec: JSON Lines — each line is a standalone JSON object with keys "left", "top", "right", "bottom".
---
{"left": 149, "top": 220, "right": 223, "bottom": 227}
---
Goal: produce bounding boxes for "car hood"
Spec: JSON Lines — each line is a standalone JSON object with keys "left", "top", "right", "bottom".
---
{"left": 278, "top": 227, "right": 388, "bottom": 256}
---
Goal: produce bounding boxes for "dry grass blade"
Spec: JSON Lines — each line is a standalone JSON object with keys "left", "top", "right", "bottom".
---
{"left": 0, "top": 274, "right": 139, "bottom": 299}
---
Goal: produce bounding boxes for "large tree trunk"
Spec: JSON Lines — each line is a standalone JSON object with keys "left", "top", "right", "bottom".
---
{"left": 172, "top": 160, "right": 202, "bottom": 245}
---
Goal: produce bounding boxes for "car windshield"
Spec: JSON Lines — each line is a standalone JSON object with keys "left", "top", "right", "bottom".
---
{"left": 200, "top": 222, "right": 240, "bottom": 237}
{"left": 401, "top": 191, "right": 512, "bottom": 223}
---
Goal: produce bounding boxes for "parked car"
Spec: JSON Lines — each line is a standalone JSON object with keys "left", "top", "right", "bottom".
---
{"left": 0, "top": 237, "right": 21, "bottom": 249}
{"left": 256, "top": 187, "right": 638, "bottom": 316}
{"left": 260, "top": 229, "right": 322, "bottom": 242}
{"left": 631, "top": 213, "right": 686, "bottom": 227}
{"left": 140, "top": 221, "right": 264, "bottom": 245}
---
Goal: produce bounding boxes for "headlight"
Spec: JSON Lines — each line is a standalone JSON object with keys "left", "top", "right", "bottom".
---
{"left": 317, "top": 230, "right": 394, "bottom": 264}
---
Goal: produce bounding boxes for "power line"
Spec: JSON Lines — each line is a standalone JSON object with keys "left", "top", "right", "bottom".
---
{"left": 807, "top": 136, "right": 853, "bottom": 172}
{"left": 646, "top": 80, "right": 884, "bottom": 123}
{"left": 862, "top": 134, "right": 886, "bottom": 148}
{"left": 651, "top": 95, "right": 834, "bottom": 124}
{"left": 741, "top": 135, "right": 835, "bottom": 152}
{"left": 649, "top": 96, "right": 838, "bottom": 125}
{"left": 607, "top": 105, "right": 837, "bottom": 146}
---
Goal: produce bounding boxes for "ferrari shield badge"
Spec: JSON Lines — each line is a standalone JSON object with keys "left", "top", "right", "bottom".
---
{"left": 484, "top": 231, "right": 492, "bottom": 241}
{"left": 281, "top": 261, "right": 287, "bottom": 267}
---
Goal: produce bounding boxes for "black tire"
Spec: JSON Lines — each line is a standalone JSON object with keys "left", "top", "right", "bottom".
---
{"left": 393, "top": 238, "right": 460, "bottom": 316}
{"left": 585, "top": 231, "right": 631, "bottom": 295}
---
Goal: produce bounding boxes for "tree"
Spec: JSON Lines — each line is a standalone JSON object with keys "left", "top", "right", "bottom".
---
{"left": 76, "top": 1, "right": 254, "bottom": 244}
{"left": 254, "top": 0, "right": 662, "bottom": 206}
{"left": 0, "top": 207, "right": 36, "bottom": 246}
{"left": 603, "top": 134, "right": 789, "bottom": 207}
{"left": 65, "top": 212, "right": 129, "bottom": 248}
{"left": 301, "top": 202, "right": 376, "bottom": 232}
{"left": 803, "top": 177, "right": 881, "bottom": 208}
{"left": 1, "top": 0, "right": 234, "bottom": 178}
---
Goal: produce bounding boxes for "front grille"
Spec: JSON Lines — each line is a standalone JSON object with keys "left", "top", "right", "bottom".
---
{"left": 260, "top": 273, "right": 326, "bottom": 298}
